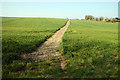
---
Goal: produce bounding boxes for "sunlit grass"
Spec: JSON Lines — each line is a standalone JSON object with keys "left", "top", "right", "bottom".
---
{"left": 2, "top": 17, "right": 67, "bottom": 78}
{"left": 60, "top": 20, "right": 118, "bottom": 78}
{"left": 2, "top": 17, "right": 67, "bottom": 54}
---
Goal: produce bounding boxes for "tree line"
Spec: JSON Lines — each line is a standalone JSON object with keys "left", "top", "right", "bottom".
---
{"left": 85, "top": 15, "right": 120, "bottom": 23}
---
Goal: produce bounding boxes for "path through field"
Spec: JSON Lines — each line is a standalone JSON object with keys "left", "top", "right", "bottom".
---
{"left": 27, "top": 20, "right": 70, "bottom": 70}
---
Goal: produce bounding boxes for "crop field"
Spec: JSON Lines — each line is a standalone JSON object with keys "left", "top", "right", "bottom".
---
{"left": 2, "top": 17, "right": 67, "bottom": 78}
{"left": 2, "top": 17, "right": 118, "bottom": 78}
{"left": 2, "top": 17, "right": 67, "bottom": 55}
{"left": 60, "top": 20, "right": 118, "bottom": 78}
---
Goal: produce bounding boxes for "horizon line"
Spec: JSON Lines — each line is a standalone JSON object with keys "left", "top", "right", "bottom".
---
{"left": 1, "top": 16, "right": 118, "bottom": 19}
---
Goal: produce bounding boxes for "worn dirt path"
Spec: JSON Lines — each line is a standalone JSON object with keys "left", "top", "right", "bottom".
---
{"left": 26, "top": 20, "right": 70, "bottom": 70}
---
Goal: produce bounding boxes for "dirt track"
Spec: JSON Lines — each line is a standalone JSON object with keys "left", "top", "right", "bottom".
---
{"left": 28, "top": 20, "right": 70, "bottom": 61}
{"left": 21, "top": 20, "right": 70, "bottom": 71}
{"left": 24, "top": 20, "right": 70, "bottom": 70}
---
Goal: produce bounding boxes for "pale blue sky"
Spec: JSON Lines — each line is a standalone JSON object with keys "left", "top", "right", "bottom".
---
{"left": 1, "top": 2, "right": 118, "bottom": 19}
{"left": 0, "top": 0, "right": 119, "bottom": 2}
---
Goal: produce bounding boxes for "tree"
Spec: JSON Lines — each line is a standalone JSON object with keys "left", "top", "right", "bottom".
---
{"left": 85, "top": 15, "right": 89, "bottom": 20}
{"left": 105, "top": 18, "right": 111, "bottom": 22}
{"left": 99, "top": 17, "right": 104, "bottom": 21}
{"left": 85, "top": 15, "right": 94, "bottom": 20}
{"left": 115, "top": 17, "right": 120, "bottom": 20}
{"left": 111, "top": 18, "right": 117, "bottom": 23}
{"left": 95, "top": 18, "right": 99, "bottom": 21}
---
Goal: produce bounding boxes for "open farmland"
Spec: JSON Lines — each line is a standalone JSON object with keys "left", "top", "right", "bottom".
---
{"left": 2, "top": 17, "right": 67, "bottom": 56}
{"left": 60, "top": 20, "right": 118, "bottom": 78}
{"left": 2, "top": 17, "right": 118, "bottom": 78}
{"left": 2, "top": 17, "right": 68, "bottom": 78}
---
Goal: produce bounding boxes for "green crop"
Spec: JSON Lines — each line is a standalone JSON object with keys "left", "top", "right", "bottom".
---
{"left": 2, "top": 18, "right": 118, "bottom": 78}
{"left": 2, "top": 17, "right": 67, "bottom": 54}
{"left": 2, "top": 17, "right": 67, "bottom": 78}
{"left": 60, "top": 19, "right": 118, "bottom": 78}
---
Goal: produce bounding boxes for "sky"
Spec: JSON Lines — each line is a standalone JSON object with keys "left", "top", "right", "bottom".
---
{"left": 0, "top": 1, "right": 119, "bottom": 19}
{"left": 0, "top": 0, "right": 119, "bottom": 2}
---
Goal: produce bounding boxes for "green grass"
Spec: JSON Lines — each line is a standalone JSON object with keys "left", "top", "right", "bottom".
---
{"left": 2, "top": 17, "right": 67, "bottom": 78}
{"left": 3, "top": 58, "right": 63, "bottom": 78}
{"left": 60, "top": 20, "right": 118, "bottom": 78}
{"left": 2, "top": 18, "right": 118, "bottom": 78}
{"left": 2, "top": 17, "right": 67, "bottom": 55}
{"left": 2, "top": 17, "right": 23, "bottom": 23}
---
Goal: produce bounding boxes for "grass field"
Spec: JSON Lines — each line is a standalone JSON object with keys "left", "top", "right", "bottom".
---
{"left": 2, "top": 17, "right": 67, "bottom": 78}
{"left": 2, "top": 17, "right": 67, "bottom": 62}
{"left": 60, "top": 20, "right": 118, "bottom": 78}
{"left": 2, "top": 17, "right": 118, "bottom": 78}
